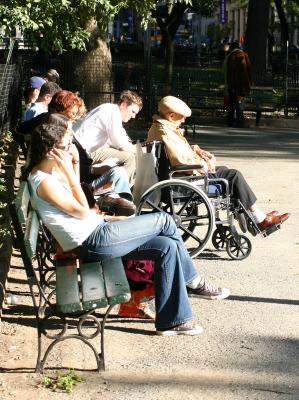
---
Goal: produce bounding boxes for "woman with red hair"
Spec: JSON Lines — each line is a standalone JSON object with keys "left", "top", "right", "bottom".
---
{"left": 49, "top": 90, "right": 86, "bottom": 121}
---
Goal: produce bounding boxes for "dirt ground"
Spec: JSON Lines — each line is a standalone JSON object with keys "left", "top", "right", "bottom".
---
{"left": 1, "top": 125, "right": 298, "bottom": 400}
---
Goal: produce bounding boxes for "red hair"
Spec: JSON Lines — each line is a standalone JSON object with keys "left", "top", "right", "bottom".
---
{"left": 49, "top": 90, "right": 86, "bottom": 120}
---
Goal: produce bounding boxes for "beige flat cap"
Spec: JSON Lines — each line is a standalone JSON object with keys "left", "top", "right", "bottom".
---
{"left": 158, "top": 96, "right": 192, "bottom": 117}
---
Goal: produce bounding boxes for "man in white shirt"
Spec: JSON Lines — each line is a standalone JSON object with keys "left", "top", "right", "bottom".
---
{"left": 23, "top": 81, "right": 61, "bottom": 121}
{"left": 73, "top": 90, "right": 142, "bottom": 185}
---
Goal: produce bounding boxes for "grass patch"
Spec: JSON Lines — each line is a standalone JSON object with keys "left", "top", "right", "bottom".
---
{"left": 41, "top": 370, "right": 85, "bottom": 393}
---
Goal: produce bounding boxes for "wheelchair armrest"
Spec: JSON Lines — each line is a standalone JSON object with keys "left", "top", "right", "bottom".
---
{"left": 170, "top": 164, "right": 206, "bottom": 172}
{"left": 208, "top": 177, "right": 230, "bottom": 197}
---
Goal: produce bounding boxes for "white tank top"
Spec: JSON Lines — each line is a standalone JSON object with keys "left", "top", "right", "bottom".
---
{"left": 28, "top": 170, "right": 104, "bottom": 251}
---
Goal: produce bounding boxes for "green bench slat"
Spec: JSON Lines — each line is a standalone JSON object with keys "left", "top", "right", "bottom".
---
{"left": 15, "top": 181, "right": 30, "bottom": 225}
{"left": 80, "top": 262, "right": 108, "bottom": 310}
{"left": 56, "top": 259, "right": 82, "bottom": 314}
{"left": 14, "top": 181, "right": 131, "bottom": 317}
{"left": 102, "top": 258, "right": 131, "bottom": 305}
{"left": 24, "top": 210, "right": 39, "bottom": 259}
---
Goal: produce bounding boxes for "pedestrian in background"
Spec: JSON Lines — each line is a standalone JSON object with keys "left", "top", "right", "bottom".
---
{"left": 225, "top": 41, "right": 252, "bottom": 128}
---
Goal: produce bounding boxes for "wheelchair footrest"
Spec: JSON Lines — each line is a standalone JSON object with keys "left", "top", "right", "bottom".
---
{"left": 260, "top": 222, "right": 282, "bottom": 237}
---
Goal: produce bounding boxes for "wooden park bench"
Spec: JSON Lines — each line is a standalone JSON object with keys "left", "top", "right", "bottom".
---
{"left": 246, "top": 86, "right": 278, "bottom": 125}
{"left": 152, "top": 80, "right": 278, "bottom": 134}
{"left": 9, "top": 181, "right": 131, "bottom": 372}
{"left": 284, "top": 87, "right": 299, "bottom": 114}
{"left": 177, "top": 86, "right": 277, "bottom": 133}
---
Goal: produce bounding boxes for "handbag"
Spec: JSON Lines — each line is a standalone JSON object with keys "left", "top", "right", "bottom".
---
{"left": 133, "top": 141, "right": 159, "bottom": 204}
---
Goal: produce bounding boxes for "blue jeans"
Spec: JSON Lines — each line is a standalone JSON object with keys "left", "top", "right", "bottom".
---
{"left": 77, "top": 212, "right": 198, "bottom": 330}
{"left": 90, "top": 167, "right": 131, "bottom": 197}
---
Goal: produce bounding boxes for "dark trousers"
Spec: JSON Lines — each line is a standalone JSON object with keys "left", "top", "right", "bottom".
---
{"left": 210, "top": 165, "right": 257, "bottom": 209}
{"left": 227, "top": 92, "right": 245, "bottom": 127}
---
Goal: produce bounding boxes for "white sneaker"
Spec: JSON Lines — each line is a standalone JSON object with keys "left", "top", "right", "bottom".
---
{"left": 156, "top": 322, "right": 203, "bottom": 336}
{"left": 188, "top": 278, "right": 230, "bottom": 300}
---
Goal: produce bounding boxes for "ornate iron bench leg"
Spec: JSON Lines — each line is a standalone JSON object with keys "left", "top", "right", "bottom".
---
{"left": 100, "top": 304, "right": 116, "bottom": 371}
{"left": 38, "top": 335, "right": 104, "bottom": 372}
{"left": 35, "top": 323, "right": 44, "bottom": 373}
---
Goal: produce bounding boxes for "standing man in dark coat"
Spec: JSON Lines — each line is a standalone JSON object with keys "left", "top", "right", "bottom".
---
{"left": 225, "top": 41, "right": 252, "bottom": 128}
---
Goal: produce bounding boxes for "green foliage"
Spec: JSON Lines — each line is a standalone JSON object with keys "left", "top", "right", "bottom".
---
{"left": 0, "top": 222, "right": 10, "bottom": 249}
{"left": 0, "top": 0, "right": 136, "bottom": 52}
{"left": 285, "top": 0, "right": 299, "bottom": 30}
{"left": 207, "top": 21, "right": 233, "bottom": 48}
{"left": 4, "top": 131, "right": 13, "bottom": 140}
{"left": 41, "top": 370, "right": 85, "bottom": 393}
{"left": 192, "top": 0, "right": 219, "bottom": 17}
{"left": 0, "top": 1, "right": 220, "bottom": 52}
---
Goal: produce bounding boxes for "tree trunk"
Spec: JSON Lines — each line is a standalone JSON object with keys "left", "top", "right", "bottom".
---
{"left": 274, "top": 0, "right": 289, "bottom": 46}
{"left": 74, "top": 18, "right": 113, "bottom": 110}
{"left": 245, "top": 0, "right": 270, "bottom": 84}
{"left": 153, "top": 2, "right": 187, "bottom": 92}
{"left": 164, "top": 33, "right": 174, "bottom": 93}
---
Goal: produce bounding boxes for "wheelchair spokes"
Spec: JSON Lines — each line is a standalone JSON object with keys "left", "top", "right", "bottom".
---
{"left": 226, "top": 235, "right": 252, "bottom": 260}
{"left": 137, "top": 180, "right": 215, "bottom": 258}
{"left": 212, "top": 226, "right": 232, "bottom": 250}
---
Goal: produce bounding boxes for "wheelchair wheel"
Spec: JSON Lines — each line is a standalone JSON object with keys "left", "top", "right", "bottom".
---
{"left": 212, "top": 226, "right": 232, "bottom": 250}
{"left": 137, "top": 179, "right": 215, "bottom": 258}
{"left": 226, "top": 235, "right": 252, "bottom": 260}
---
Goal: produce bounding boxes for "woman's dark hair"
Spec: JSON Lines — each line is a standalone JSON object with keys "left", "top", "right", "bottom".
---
{"left": 43, "top": 112, "right": 69, "bottom": 129}
{"left": 22, "top": 123, "right": 67, "bottom": 179}
{"left": 17, "top": 112, "right": 69, "bottom": 136}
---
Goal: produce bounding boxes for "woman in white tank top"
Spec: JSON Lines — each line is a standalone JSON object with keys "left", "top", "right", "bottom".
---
{"left": 24, "top": 122, "right": 229, "bottom": 336}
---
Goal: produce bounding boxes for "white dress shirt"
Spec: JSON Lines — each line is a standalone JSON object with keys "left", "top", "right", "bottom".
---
{"left": 73, "top": 103, "right": 134, "bottom": 154}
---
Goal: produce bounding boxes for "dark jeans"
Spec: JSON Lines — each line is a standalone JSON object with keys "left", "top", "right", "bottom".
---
{"left": 210, "top": 166, "right": 257, "bottom": 209}
{"left": 228, "top": 92, "right": 245, "bottom": 127}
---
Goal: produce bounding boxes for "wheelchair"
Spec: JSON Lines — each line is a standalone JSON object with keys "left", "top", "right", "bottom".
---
{"left": 135, "top": 141, "right": 281, "bottom": 261}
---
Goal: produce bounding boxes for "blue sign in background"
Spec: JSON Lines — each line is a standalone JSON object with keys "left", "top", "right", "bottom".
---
{"left": 220, "top": 0, "right": 227, "bottom": 24}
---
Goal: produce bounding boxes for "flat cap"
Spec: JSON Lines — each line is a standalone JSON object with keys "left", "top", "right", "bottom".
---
{"left": 158, "top": 96, "right": 192, "bottom": 117}
{"left": 30, "top": 76, "right": 46, "bottom": 89}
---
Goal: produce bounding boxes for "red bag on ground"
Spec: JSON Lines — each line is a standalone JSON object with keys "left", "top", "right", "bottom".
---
{"left": 119, "top": 259, "right": 156, "bottom": 319}
{"left": 123, "top": 259, "right": 155, "bottom": 285}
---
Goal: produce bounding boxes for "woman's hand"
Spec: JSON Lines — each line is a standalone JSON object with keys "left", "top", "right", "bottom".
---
{"left": 48, "top": 147, "right": 78, "bottom": 183}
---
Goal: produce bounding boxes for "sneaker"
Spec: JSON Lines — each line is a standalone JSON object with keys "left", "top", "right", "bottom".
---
{"left": 156, "top": 322, "right": 203, "bottom": 336}
{"left": 188, "top": 278, "right": 230, "bottom": 300}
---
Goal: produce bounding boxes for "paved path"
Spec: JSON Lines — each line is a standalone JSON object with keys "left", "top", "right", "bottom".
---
{"left": 1, "top": 125, "right": 298, "bottom": 400}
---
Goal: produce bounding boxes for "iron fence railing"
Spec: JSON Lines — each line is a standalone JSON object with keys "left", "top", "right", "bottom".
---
{"left": 0, "top": 42, "right": 299, "bottom": 133}
{"left": 0, "top": 40, "right": 22, "bottom": 136}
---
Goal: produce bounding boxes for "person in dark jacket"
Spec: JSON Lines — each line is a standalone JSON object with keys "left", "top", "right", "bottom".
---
{"left": 225, "top": 41, "right": 252, "bottom": 128}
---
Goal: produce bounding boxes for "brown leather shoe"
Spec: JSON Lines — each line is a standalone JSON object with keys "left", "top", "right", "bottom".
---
{"left": 257, "top": 213, "right": 290, "bottom": 231}
{"left": 97, "top": 195, "right": 136, "bottom": 216}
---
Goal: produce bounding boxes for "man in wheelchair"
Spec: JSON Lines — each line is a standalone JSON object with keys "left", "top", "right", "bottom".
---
{"left": 147, "top": 96, "right": 289, "bottom": 234}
